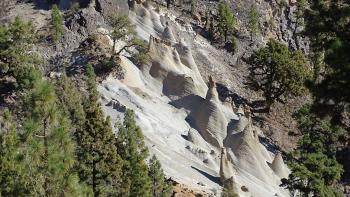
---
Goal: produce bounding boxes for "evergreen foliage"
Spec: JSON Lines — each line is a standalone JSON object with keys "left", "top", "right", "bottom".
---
{"left": 76, "top": 64, "right": 122, "bottom": 197}
{"left": 0, "top": 17, "right": 41, "bottom": 91}
{"left": 51, "top": 5, "right": 64, "bottom": 43}
{"left": 304, "top": 0, "right": 350, "bottom": 180}
{"left": 247, "top": 3, "right": 259, "bottom": 41}
{"left": 281, "top": 105, "right": 344, "bottom": 196}
{"left": 0, "top": 110, "right": 29, "bottom": 196}
{"left": 217, "top": 0, "right": 235, "bottom": 42}
{"left": 295, "top": 0, "right": 305, "bottom": 30}
{"left": 116, "top": 109, "right": 152, "bottom": 197}
{"left": 148, "top": 155, "right": 171, "bottom": 197}
{"left": 108, "top": 15, "right": 146, "bottom": 57}
{"left": 305, "top": 0, "right": 350, "bottom": 113}
{"left": 247, "top": 39, "right": 311, "bottom": 110}
{"left": 293, "top": 105, "right": 346, "bottom": 157}
{"left": 21, "top": 74, "right": 88, "bottom": 196}
{"left": 0, "top": 15, "right": 172, "bottom": 197}
{"left": 55, "top": 74, "right": 85, "bottom": 130}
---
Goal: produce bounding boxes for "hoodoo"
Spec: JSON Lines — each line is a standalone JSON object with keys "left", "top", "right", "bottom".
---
{"left": 220, "top": 148, "right": 238, "bottom": 192}
{"left": 271, "top": 152, "right": 289, "bottom": 178}
{"left": 192, "top": 77, "right": 228, "bottom": 148}
{"left": 161, "top": 25, "right": 176, "bottom": 43}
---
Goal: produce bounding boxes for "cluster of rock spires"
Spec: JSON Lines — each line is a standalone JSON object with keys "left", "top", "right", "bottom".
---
{"left": 141, "top": 0, "right": 288, "bottom": 192}
{"left": 96, "top": 0, "right": 291, "bottom": 195}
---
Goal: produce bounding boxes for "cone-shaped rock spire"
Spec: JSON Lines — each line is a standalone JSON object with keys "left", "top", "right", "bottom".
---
{"left": 161, "top": 25, "right": 176, "bottom": 42}
{"left": 271, "top": 152, "right": 289, "bottom": 178}
{"left": 192, "top": 77, "right": 228, "bottom": 147}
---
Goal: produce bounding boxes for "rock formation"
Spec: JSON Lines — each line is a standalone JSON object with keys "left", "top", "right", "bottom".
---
{"left": 220, "top": 148, "right": 238, "bottom": 192}
{"left": 187, "top": 128, "right": 208, "bottom": 148}
{"left": 162, "top": 25, "right": 176, "bottom": 43}
{"left": 192, "top": 77, "right": 228, "bottom": 148}
{"left": 147, "top": 35, "right": 207, "bottom": 99}
{"left": 224, "top": 110, "right": 275, "bottom": 183}
{"left": 271, "top": 152, "right": 289, "bottom": 178}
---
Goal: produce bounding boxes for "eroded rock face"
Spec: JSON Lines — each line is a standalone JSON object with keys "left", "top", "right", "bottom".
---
{"left": 271, "top": 152, "right": 289, "bottom": 178}
{"left": 220, "top": 148, "right": 238, "bottom": 193}
{"left": 95, "top": 0, "right": 129, "bottom": 18}
{"left": 193, "top": 77, "right": 228, "bottom": 148}
{"left": 58, "top": 0, "right": 91, "bottom": 10}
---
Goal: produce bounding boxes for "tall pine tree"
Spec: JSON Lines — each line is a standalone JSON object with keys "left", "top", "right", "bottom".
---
{"left": 21, "top": 73, "right": 88, "bottom": 196}
{"left": 116, "top": 109, "right": 152, "bottom": 197}
{"left": 217, "top": 0, "right": 235, "bottom": 42}
{"left": 76, "top": 64, "right": 123, "bottom": 197}
{"left": 0, "top": 110, "right": 29, "bottom": 196}
{"left": 148, "top": 155, "right": 171, "bottom": 197}
{"left": 281, "top": 105, "right": 344, "bottom": 196}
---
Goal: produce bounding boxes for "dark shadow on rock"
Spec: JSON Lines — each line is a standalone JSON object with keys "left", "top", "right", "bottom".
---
{"left": 259, "top": 136, "right": 279, "bottom": 153}
{"left": 266, "top": 161, "right": 272, "bottom": 169}
{"left": 216, "top": 82, "right": 247, "bottom": 106}
{"left": 169, "top": 94, "right": 204, "bottom": 133}
{"left": 181, "top": 133, "right": 188, "bottom": 141}
{"left": 169, "top": 94, "right": 204, "bottom": 111}
{"left": 223, "top": 131, "right": 243, "bottom": 152}
{"left": 226, "top": 119, "right": 237, "bottom": 136}
{"left": 31, "top": 0, "right": 91, "bottom": 11}
{"left": 191, "top": 166, "right": 221, "bottom": 184}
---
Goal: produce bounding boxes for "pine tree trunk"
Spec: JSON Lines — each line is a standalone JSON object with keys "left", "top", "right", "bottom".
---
{"left": 43, "top": 118, "right": 49, "bottom": 197}
{"left": 224, "top": 30, "right": 227, "bottom": 42}
{"left": 92, "top": 158, "right": 97, "bottom": 197}
{"left": 92, "top": 128, "right": 97, "bottom": 197}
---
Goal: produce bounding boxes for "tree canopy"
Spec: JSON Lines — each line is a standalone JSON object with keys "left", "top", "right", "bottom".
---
{"left": 217, "top": 0, "right": 235, "bottom": 42}
{"left": 247, "top": 39, "right": 311, "bottom": 110}
{"left": 281, "top": 106, "right": 344, "bottom": 196}
{"left": 0, "top": 18, "right": 170, "bottom": 197}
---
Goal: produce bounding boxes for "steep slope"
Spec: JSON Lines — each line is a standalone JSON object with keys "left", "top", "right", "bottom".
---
{"left": 97, "top": 2, "right": 291, "bottom": 196}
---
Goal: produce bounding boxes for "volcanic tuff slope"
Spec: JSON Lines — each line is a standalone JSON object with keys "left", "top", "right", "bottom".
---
{"left": 98, "top": 2, "right": 290, "bottom": 196}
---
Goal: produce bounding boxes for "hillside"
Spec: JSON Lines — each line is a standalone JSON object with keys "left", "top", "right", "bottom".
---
{"left": 1, "top": 0, "right": 349, "bottom": 196}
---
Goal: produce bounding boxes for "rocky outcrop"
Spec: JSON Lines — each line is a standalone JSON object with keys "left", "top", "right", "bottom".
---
{"left": 95, "top": 0, "right": 129, "bottom": 18}
{"left": 271, "top": 152, "right": 289, "bottom": 178}
{"left": 192, "top": 77, "right": 228, "bottom": 148}
{"left": 147, "top": 35, "right": 207, "bottom": 99}
{"left": 161, "top": 25, "right": 176, "bottom": 43}
{"left": 220, "top": 148, "right": 238, "bottom": 193}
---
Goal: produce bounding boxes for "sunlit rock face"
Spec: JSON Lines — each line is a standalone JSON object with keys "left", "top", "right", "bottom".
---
{"left": 97, "top": 2, "right": 291, "bottom": 196}
{"left": 192, "top": 77, "right": 228, "bottom": 148}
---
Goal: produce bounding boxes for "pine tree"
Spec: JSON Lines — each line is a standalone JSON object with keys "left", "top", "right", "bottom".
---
{"left": 0, "top": 17, "right": 41, "bottom": 92}
{"left": 148, "top": 155, "right": 171, "bottom": 197}
{"left": 55, "top": 74, "right": 85, "bottom": 130}
{"left": 116, "top": 109, "right": 152, "bottom": 197}
{"left": 76, "top": 64, "right": 122, "bottom": 197}
{"left": 217, "top": 0, "right": 235, "bottom": 42}
{"left": 108, "top": 15, "right": 146, "bottom": 59}
{"left": 248, "top": 3, "right": 259, "bottom": 41}
{"left": 21, "top": 73, "right": 88, "bottom": 196}
{"left": 247, "top": 39, "right": 311, "bottom": 110}
{"left": 281, "top": 105, "right": 344, "bottom": 196}
{"left": 0, "top": 110, "right": 29, "bottom": 196}
{"left": 51, "top": 4, "right": 64, "bottom": 43}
